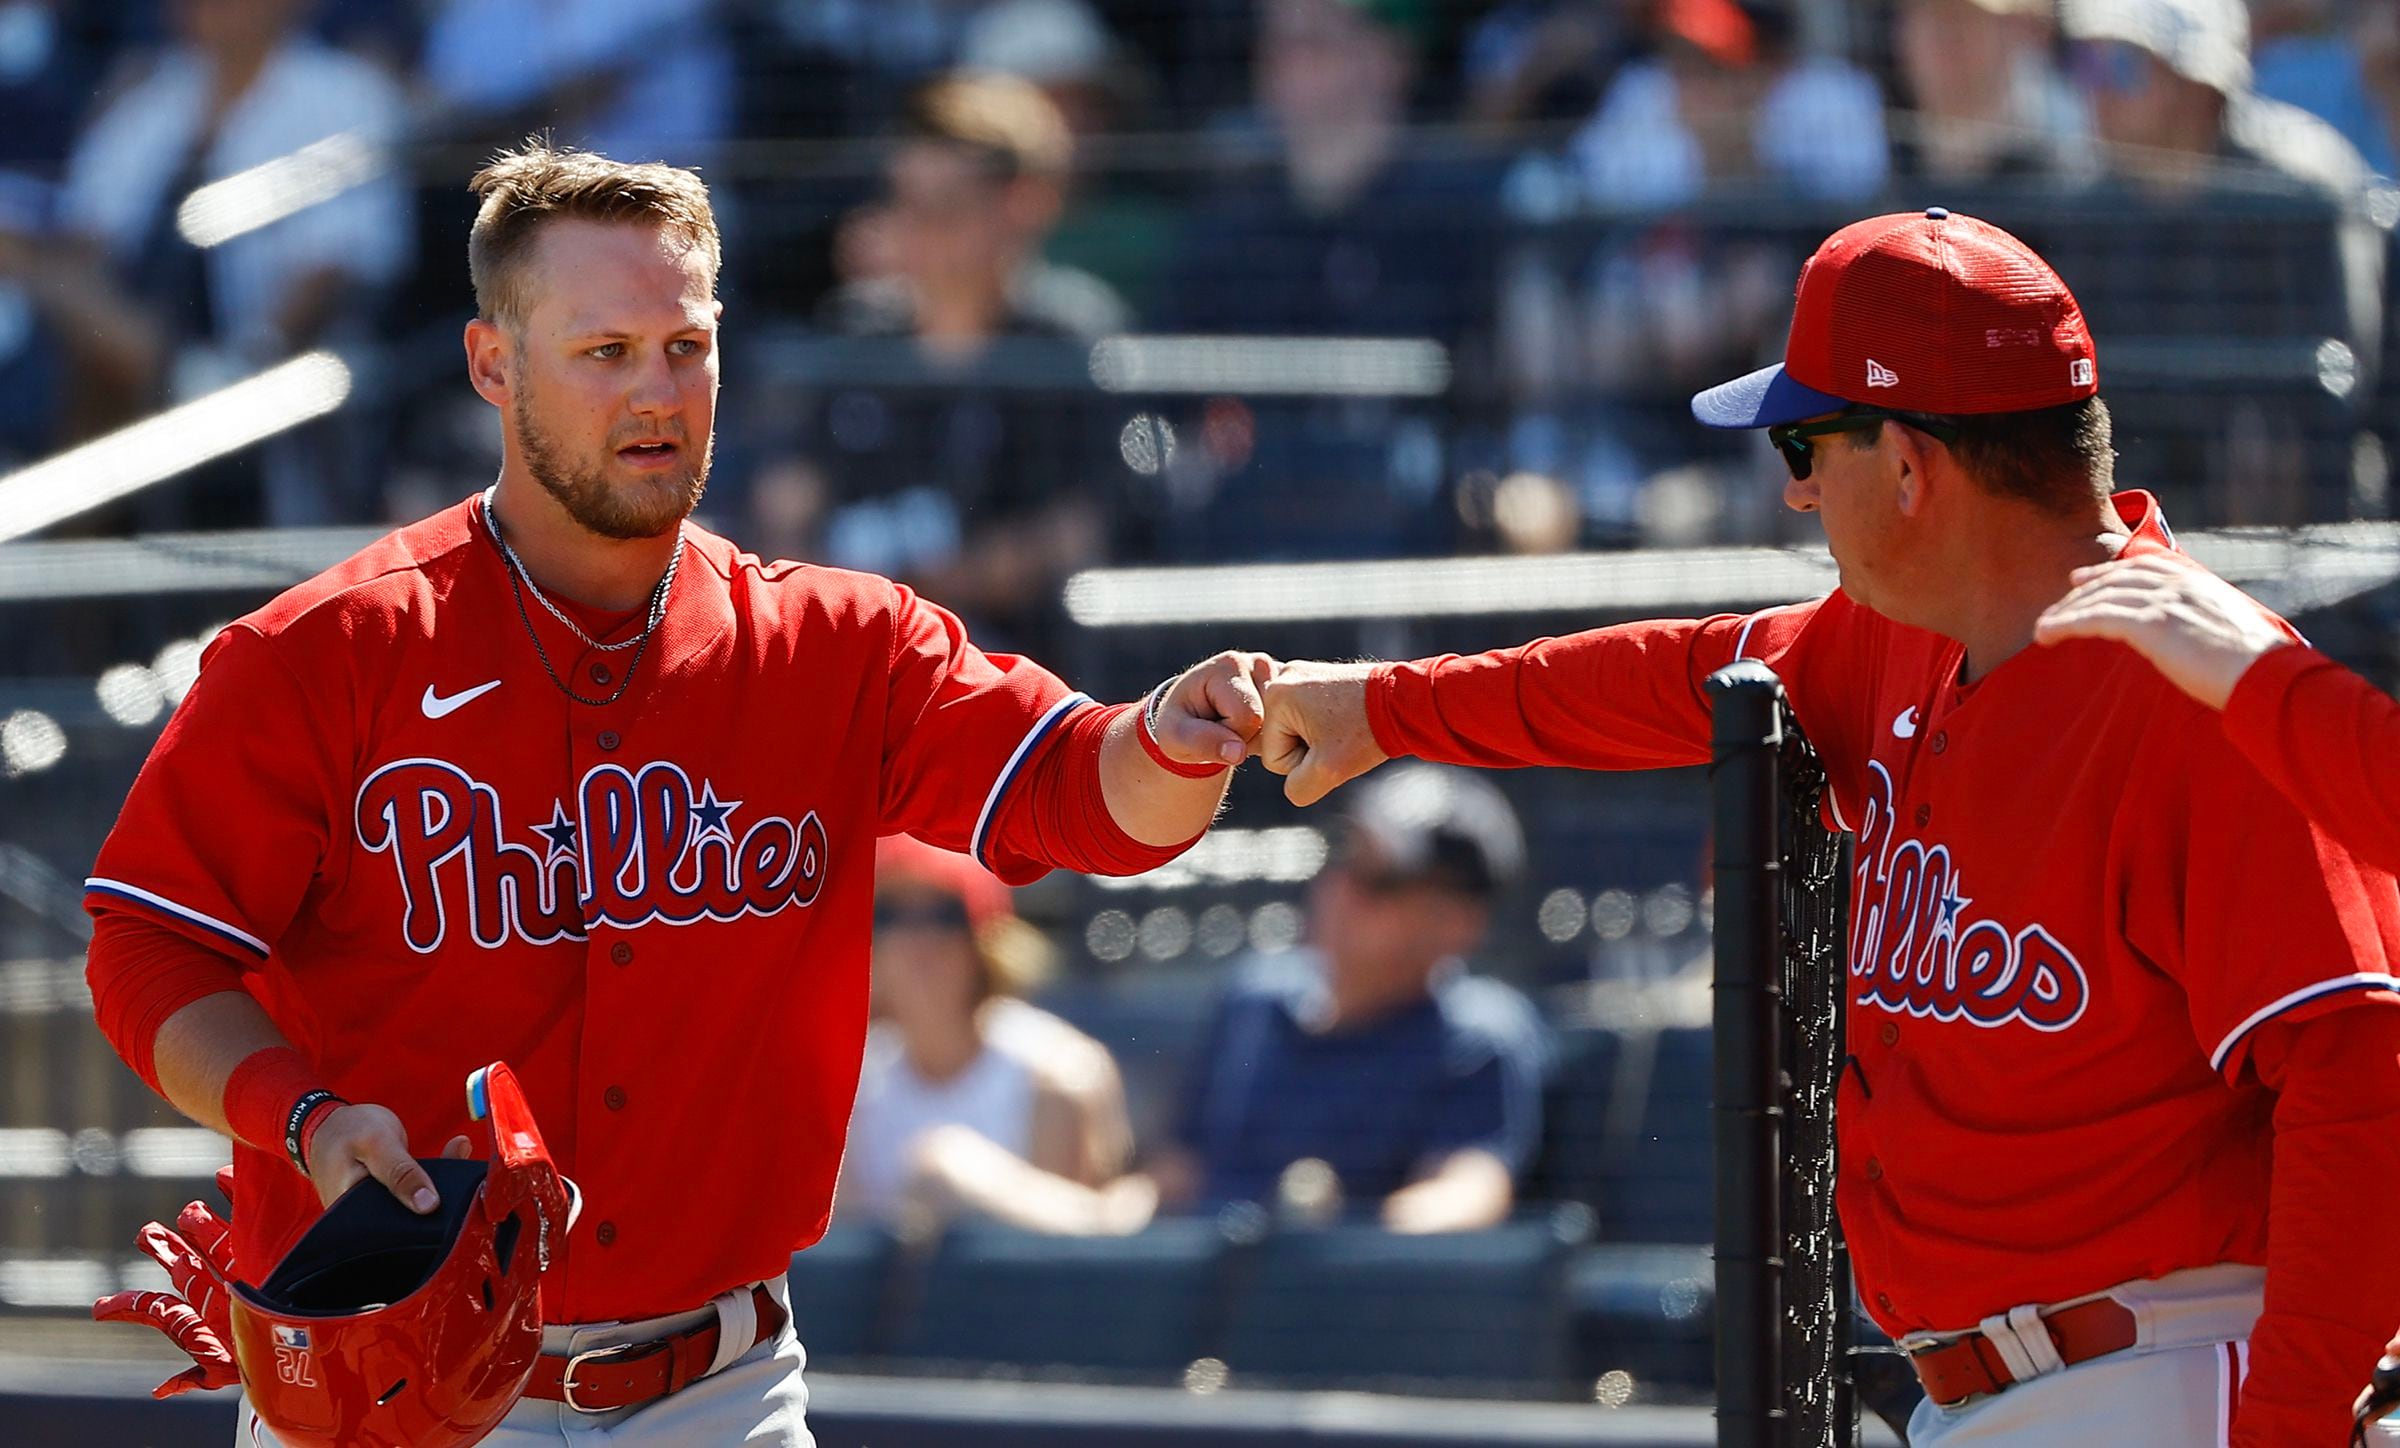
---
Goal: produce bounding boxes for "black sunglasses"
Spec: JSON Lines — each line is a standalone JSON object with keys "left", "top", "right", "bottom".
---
{"left": 1767, "top": 408, "right": 1960, "bottom": 482}
{"left": 873, "top": 896, "right": 973, "bottom": 932}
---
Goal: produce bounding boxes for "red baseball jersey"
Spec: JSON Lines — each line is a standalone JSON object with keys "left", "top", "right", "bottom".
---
{"left": 2223, "top": 642, "right": 2400, "bottom": 877}
{"left": 1367, "top": 490, "right": 2400, "bottom": 1335}
{"left": 87, "top": 494, "right": 1154, "bottom": 1321}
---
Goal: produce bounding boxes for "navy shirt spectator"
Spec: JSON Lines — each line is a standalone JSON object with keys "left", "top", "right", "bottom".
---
{"left": 1174, "top": 954, "right": 1546, "bottom": 1211}
{"left": 1146, "top": 0, "right": 1493, "bottom": 562}
{"left": 1152, "top": 765, "right": 1547, "bottom": 1233}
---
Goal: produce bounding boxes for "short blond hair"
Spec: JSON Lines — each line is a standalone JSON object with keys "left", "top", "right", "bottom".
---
{"left": 467, "top": 142, "right": 722, "bottom": 329}
{"left": 903, "top": 72, "right": 1073, "bottom": 182}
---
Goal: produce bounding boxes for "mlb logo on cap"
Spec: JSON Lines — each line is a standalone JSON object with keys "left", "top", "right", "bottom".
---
{"left": 273, "top": 1325, "right": 311, "bottom": 1350}
{"left": 1693, "top": 207, "right": 2100, "bottom": 429}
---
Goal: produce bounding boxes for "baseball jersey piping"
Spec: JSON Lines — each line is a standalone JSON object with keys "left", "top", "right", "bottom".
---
{"left": 2208, "top": 972, "right": 2400, "bottom": 1072}
{"left": 83, "top": 878, "right": 270, "bottom": 958}
{"left": 969, "top": 691, "right": 1093, "bottom": 868}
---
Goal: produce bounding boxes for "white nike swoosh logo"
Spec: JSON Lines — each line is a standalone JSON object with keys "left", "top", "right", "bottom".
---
{"left": 1892, "top": 707, "right": 1920, "bottom": 739}
{"left": 422, "top": 680, "right": 502, "bottom": 719}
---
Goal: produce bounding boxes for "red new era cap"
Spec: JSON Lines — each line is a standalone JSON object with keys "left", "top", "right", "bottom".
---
{"left": 1692, "top": 207, "right": 2098, "bottom": 428}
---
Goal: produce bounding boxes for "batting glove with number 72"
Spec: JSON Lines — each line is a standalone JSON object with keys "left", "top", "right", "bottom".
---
{"left": 91, "top": 1165, "right": 242, "bottom": 1397}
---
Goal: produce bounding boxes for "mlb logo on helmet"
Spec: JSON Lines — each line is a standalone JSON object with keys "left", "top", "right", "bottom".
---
{"left": 272, "top": 1325, "right": 311, "bottom": 1350}
{"left": 1690, "top": 207, "right": 2100, "bottom": 429}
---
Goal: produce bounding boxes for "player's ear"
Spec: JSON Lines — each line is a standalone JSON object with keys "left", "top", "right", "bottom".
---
{"left": 1891, "top": 427, "right": 1934, "bottom": 519}
{"left": 464, "top": 318, "right": 513, "bottom": 409}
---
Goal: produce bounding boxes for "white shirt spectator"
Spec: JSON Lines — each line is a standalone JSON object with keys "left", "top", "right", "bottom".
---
{"left": 420, "top": 0, "right": 732, "bottom": 165}
{"left": 59, "top": 41, "right": 410, "bottom": 363}
{"left": 843, "top": 1021, "right": 1038, "bottom": 1223}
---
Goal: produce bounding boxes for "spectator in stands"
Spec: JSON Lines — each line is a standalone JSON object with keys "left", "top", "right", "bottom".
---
{"left": 1149, "top": 765, "right": 1548, "bottom": 1234}
{"left": 2357, "top": 0, "right": 2400, "bottom": 170}
{"left": 1461, "top": 0, "right": 1631, "bottom": 136}
{"left": 1151, "top": 0, "right": 1495, "bottom": 341}
{"left": 1140, "top": 0, "right": 1491, "bottom": 562}
{"left": 416, "top": 0, "right": 733, "bottom": 165}
{"left": 1567, "top": 0, "right": 1889, "bottom": 208}
{"left": 0, "top": 0, "right": 103, "bottom": 471}
{"left": 2064, "top": 0, "right": 2373, "bottom": 194}
{"left": 21, "top": 0, "right": 410, "bottom": 527}
{"left": 1890, "top": 0, "right": 2097, "bottom": 180}
{"left": 2250, "top": 0, "right": 2396, "bottom": 174}
{"left": 842, "top": 836, "right": 1156, "bottom": 1236}
{"left": 744, "top": 71, "right": 1128, "bottom": 651}
{"left": 963, "top": 0, "right": 1178, "bottom": 316}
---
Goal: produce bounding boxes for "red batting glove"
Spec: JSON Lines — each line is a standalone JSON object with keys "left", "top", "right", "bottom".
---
{"left": 91, "top": 1166, "right": 243, "bottom": 1397}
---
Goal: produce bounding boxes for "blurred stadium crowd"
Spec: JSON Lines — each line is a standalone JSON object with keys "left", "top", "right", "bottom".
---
{"left": 0, "top": 0, "right": 2395, "bottom": 663}
{"left": 4, "top": 0, "right": 2400, "bottom": 1421}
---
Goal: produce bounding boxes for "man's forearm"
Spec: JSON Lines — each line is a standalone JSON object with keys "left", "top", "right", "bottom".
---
{"left": 152, "top": 991, "right": 301, "bottom": 1137}
{"left": 1097, "top": 707, "right": 1234, "bottom": 847}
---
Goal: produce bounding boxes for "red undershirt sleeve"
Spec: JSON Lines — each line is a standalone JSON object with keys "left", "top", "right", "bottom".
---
{"left": 85, "top": 908, "right": 253, "bottom": 1094}
{"left": 2221, "top": 643, "right": 2400, "bottom": 878}
{"left": 982, "top": 702, "right": 1200, "bottom": 879}
{"left": 2230, "top": 1002, "right": 2400, "bottom": 1447}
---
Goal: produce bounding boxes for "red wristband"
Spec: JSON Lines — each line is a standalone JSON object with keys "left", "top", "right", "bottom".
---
{"left": 1138, "top": 681, "right": 1231, "bottom": 779}
{"left": 222, "top": 1047, "right": 336, "bottom": 1176}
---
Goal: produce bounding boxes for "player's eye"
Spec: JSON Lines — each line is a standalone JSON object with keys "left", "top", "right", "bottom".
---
{"left": 670, "top": 338, "right": 706, "bottom": 357}
{"left": 586, "top": 342, "right": 625, "bottom": 360}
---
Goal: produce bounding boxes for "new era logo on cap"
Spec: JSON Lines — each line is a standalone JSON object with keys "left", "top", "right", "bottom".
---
{"left": 1866, "top": 359, "right": 1899, "bottom": 389}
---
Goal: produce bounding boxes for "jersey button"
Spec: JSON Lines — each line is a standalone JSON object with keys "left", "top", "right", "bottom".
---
{"left": 1864, "top": 1158, "right": 1883, "bottom": 1182}
{"left": 604, "top": 1086, "right": 627, "bottom": 1111}
{"left": 1875, "top": 1292, "right": 1893, "bottom": 1312}
{"left": 589, "top": 662, "right": 613, "bottom": 686}
{"left": 1931, "top": 731, "right": 1948, "bottom": 755}
{"left": 1879, "top": 1022, "right": 1899, "bottom": 1048}
{"left": 597, "top": 730, "right": 621, "bottom": 751}
{"left": 610, "top": 942, "right": 634, "bottom": 966}
{"left": 1913, "top": 803, "right": 1932, "bottom": 829}
{"left": 595, "top": 1221, "right": 617, "bottom": 1247}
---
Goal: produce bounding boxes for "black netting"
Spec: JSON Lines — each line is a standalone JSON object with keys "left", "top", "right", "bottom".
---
{"left": 1776, "top": 710, "right": 1853, "bottom": 1448}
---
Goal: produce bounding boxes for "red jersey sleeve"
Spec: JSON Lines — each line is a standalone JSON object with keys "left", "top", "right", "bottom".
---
{"left": 84, "top": 624, "right": 347, "bottom": 960}
{"left": 2230, "top": 1006, "right": 2400, "bottom": 1447}
{"left": 1364, "top": 594, "right": 1886, "bottom": 821}
{"left": 875, "top": 584, "right": 1096, "bottom": 883}
{"left": 2119, "top": 704, "right": 2400, "bottom": 1079}
{"left": 2221, "top": 643, "right": 2400, "bottom": 878}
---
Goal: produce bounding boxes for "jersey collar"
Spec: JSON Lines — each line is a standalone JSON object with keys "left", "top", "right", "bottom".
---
{"left": 2110, "top": 490, "right": 2177, "bottom": 558}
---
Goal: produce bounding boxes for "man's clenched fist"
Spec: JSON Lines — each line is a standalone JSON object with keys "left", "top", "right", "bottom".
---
{"left": 1257, "top": 660, "right": 1390, "bottom": 806}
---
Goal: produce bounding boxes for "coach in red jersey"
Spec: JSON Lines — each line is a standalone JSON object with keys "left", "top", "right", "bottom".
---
{"left": 81, "top": 145, "right": 1269, "bottom": 1446}
{"left": 1255, "top": 208, "right": 2400, "bottom": 1446}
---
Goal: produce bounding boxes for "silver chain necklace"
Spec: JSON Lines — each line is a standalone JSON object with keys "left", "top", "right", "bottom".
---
{"left": 481, "top": 487, "right": 679, "bottom": 652}
{"left": 479, "top": 487, "right": 684, "bottom": 707}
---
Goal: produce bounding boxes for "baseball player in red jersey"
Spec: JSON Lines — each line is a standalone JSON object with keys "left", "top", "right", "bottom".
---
{"left": 81, "top": 145, "right": 1272, "bottom": 1447}
{"left": 2036, "top": 551, "right": 2400, "bottom": 875}
{"left": 1252, "top": 209, "right": 2400, "bottom": 1445}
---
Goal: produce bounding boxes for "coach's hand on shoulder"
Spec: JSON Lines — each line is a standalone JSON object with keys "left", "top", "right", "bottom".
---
{"left": 1258, "top": 660, "right": 1389, "bottom": 807}
{"left": 2033, "top": 554, "right": 2291, "bottom": 711}
{"left": 304, "top": 1102, "right": 474, "bottom": 1213}
{"left": 1153, "top": 650, "right": 1281, "bottom": 768}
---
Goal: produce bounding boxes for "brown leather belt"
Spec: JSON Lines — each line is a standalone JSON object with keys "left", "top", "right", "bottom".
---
{"left": 1907, "top": 1298, "right": 2139, "bottom": 1408}
{"left": 524, "top": 1285, "right": 786, "bottom": 1413}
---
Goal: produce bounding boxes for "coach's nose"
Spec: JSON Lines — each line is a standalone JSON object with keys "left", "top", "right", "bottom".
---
{"left": 1783, "top": 469, "right": 1819, "bottom": 514}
